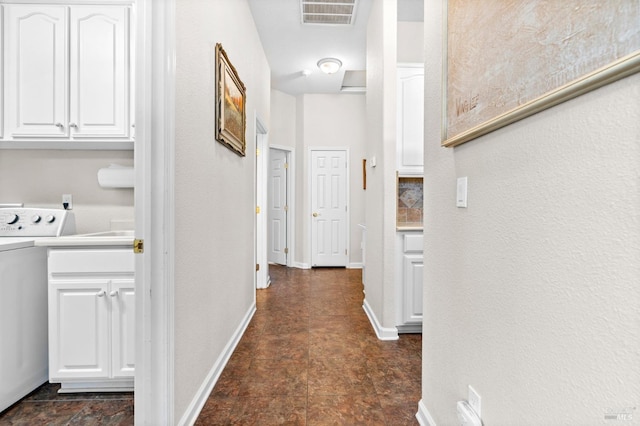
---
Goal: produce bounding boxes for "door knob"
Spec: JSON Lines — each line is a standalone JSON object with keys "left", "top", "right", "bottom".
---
{"left": 312, "top": 212, "right": 318, "bottom": 217}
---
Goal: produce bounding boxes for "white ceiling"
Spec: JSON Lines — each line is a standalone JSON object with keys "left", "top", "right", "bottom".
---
{"left": 247, "top": 0, "right": 424, "bottom": 95}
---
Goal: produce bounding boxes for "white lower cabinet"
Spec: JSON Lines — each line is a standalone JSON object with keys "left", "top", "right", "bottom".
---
{"left": 47, "top": 248, "right": 134, "bottom": 392}
{"left": 110, "top": 279, "right": 136, "bottom": 378}
{"left": 396, "top": 232, "right": 424, "bottom": 333}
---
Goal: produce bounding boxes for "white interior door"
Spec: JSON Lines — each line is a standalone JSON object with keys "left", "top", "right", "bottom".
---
{"left": 310, "top": 150, "right": 348, "bottom": 267}
{"left": 268, "top": 148, "right": 288, "bottom": 265}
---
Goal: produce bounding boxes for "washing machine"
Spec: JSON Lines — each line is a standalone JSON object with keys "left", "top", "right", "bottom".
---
{"left": 0, "top": 207, "right": 75, "bottom": 412}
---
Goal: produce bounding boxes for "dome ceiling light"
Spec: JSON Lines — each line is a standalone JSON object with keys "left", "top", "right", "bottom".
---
{"left": 317, "top": 58, "right": 342, "bottom": 74}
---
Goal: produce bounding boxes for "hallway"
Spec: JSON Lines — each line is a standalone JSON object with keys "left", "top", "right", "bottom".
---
{"left": 196, "top": 265, "right": 422, "bottom": 425}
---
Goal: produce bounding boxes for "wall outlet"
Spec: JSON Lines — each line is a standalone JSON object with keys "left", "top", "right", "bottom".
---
{"left": 468, "top": 385, "right": 481, "bottom": 418}
{"left": 62, "top": 194, "right": 73, "bottom": 210}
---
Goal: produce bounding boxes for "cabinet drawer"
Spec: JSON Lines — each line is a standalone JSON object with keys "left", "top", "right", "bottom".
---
{"left": 48, "top": 249, "right": 134, "bottom": 275}
{"left": 403, "top": 234, "right": 424, "bottom": 253}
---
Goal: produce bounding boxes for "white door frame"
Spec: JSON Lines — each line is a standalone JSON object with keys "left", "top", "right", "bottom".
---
{"left": 269, "top": 145, "right": 295, "bottom": 268}
{"left": 135, "top": 0, "right": 175, "bottom": 423}
{"left": 255, "top": 117, "right": 269, "bottom": 289}
{"left": 308, "top": 147, "right": 350, "bottom": 268}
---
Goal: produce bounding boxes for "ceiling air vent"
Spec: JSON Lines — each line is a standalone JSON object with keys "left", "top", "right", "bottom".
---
{"left": 301, "top": 0, "right": 358, "bottom": 25}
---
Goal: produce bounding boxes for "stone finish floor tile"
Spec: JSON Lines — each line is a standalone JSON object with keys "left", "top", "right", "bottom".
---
{"left": 239, "top": 358, "right": 309, "bottom": 397}
{"left": 67, "top": 400, "right": 134, "bottom": 426}
{"left": 0, "top": 386, "right": 134, "bottom": 426}
{"left": 200, "top": 265, "right": 422, "bottom": 425}
{"left": 308, "top": 357, "right": 377, "bottom": 396}
{"left": 307, "top": 394, "right": 387, "bottom": 425}
{"left": 195, "top": 397, "right": 236, "bottom": 425}
{"left": 229, "top": 396, "right": 307, "bottom": 425}
{"left": 1, "top": 265, "right": 420, "bottom": 425}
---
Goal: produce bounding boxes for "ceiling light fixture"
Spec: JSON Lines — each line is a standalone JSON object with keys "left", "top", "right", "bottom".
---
{"left": 317, "top": 58, "right": 342, "bottom": 74}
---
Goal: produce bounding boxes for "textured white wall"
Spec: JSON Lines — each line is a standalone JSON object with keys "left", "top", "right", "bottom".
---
{"left": 422, "top": 0, "right": 640, "bottom": 423}
{"left": 295, "top": 95, "right": 307, "bottom": 266}
{"left": 365, "top": 0, "right": 398, "bottom": 329}
{"left": 300, "top": 94, "right": 367, "bottom": 267}
{"left": 174, "top": 0, "right": 270, "bottom": 421}
{"left": 397, "top": 21, "right": 424, "bottom": 63}
{"left": 270, "top": 90, "right": 297, "bottom": 151}
{"left": 0, "top": 150, "right": 133, "bottom": 233}
{"left": 272, "top": 92, "right": 367, "bottom": 267}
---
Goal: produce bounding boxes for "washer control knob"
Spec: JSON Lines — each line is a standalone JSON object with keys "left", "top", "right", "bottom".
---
{"left": 45, "top": 215, "right": 56, "bottom": 224}
{"left": 32, "top": 215, "right": 42, "bottom": 223}
{"left": 7, "top": 214, "right": 19, "bottom": 225}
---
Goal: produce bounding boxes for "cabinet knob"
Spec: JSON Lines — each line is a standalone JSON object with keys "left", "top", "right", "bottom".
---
{"left": 55, "top": 123, "right": 64, "bottom": 128}
{"left": 312, "top": 212, "right": 318, "bottom": 217}
{"left": 96, "top": 290, "right": 106, "bottom": 297}
{"left": 110, "top": 290, "right": 119, "bottom": 297}
{"left": 69, "top": 123, "right": 78, "bottom": 128}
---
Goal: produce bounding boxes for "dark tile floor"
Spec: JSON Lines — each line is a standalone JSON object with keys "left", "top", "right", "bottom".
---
{"left": 0, "top": 266, "right": 421, "bottom": 425}
{"left": 196, "top": 265, "right": 422, "bottom": 425}
{"left": 0, "top": 382, "right": 133, "bottom": 425}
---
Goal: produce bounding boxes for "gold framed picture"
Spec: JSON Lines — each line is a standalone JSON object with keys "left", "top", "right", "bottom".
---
{"left": 215, "top": 43, "right": 246, "bottom": 156}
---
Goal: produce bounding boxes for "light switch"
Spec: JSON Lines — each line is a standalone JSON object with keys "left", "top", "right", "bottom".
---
{"left": 456, "top": 177, "right": 467, "bottom": 208}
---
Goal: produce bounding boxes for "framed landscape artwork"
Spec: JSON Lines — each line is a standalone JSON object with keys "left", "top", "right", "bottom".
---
{"left": 443, "top": 1, "right": 640, "bottom": 147}
{"left": 215, "top": 43, "right": 246, "bottom": 156}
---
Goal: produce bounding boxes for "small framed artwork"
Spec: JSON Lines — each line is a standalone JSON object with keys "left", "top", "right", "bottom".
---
{"left": 215, "top": 43, "right": 246, "bottom": 156}
{"left": 362, "top": 159, "right": 367, "bottom": 190}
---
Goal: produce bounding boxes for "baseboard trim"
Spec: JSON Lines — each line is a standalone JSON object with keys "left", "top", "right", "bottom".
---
{"left": 291, "top": 262, "right": 362, "bottom": 270}
{"left": 397, "top": 323, "right": 423, "bottom": 334}
{"left": 292, "top": 261, "right": 310, "bottom": 269}
{"left": 416, "top": 399, "right": 437, "bottom": 426}
{"left": 362, "top": 299, "right": 398, "bottom": 340}
{"left": 177, "top": 302, "right": 256, "bottom": 426}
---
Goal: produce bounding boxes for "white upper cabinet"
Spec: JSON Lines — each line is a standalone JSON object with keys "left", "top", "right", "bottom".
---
{"left": 0, "top": 6, "right": 4, "bottom": 139}
{"left": 2, "top": 3, "right": 133, "bottom": 149}
{"left": 396, "top": 66, "right": 425, "bottom": 173}
{"left": 4, "top": 5, "right": 67, "bottom": 138}
{"left": 70, "top": 6, "right": 129, "bottom": 139}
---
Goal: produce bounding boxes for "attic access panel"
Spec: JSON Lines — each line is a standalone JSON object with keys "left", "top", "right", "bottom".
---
{"left": 301, "top": 0, "right": 358, "bottom": 25}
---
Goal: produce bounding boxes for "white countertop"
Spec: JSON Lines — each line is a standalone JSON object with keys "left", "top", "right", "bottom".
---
{"left": 34, "top": 230, "right": 134, "bottom": 248}
{"left": 396, "top": 225, "right": 423, "bottom": 232}
{"left": 0, "top": 238, "right": 36, "bottom": 251}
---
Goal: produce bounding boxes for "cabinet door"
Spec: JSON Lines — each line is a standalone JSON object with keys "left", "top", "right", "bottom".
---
{"left": 4, "top": 5, "right": 68, "bottom": 138}
{"left": 396, "top": 67, "right": 425, "bottom": 172}
{"left": 49, "top": 280, "right": 110, "bottom": 380}
{"left": 1, "top": 6, "right": 4, "bottom": 139}
{"left": 403, "top": 254, "right": 424, "bottom": 324}
{"left": 110, "top": 279, "right": 135, "bottom": 378}
{"left": 70, "top": 6, "right": 130, "bottom": 138}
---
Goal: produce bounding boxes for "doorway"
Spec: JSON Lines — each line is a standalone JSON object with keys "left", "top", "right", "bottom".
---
{"left": 268, "top": 147, "right": 293, "bottom": 267}
{"left": 255, "top": 118, "right": 269, "bottom": 289}
{"left": 310, "top": 149, "right": 349, "bottom": 267}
